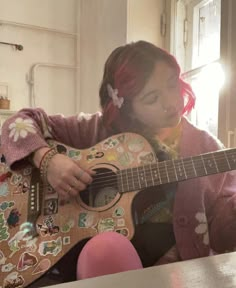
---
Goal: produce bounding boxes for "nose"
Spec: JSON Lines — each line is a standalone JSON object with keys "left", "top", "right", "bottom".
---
{"left": 161, "top": 91, "right": 181, "bottom": 114}
{"left": 162, "top": 104, "right": 176, "bottom": 114}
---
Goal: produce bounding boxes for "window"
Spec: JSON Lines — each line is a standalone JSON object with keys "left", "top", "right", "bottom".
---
{"left": 173, "top": 0, "right": 222, "bottom": 137}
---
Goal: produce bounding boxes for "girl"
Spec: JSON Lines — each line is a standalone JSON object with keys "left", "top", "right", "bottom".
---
{"left": 2, "top": 41, "right": 236, "bottom": 283}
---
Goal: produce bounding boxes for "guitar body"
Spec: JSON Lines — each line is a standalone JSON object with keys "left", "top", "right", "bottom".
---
{"left": 0, "top": 132, "right": 157, "bottom": 287}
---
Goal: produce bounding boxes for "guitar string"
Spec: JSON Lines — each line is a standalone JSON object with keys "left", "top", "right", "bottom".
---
{"left": 38, "top": 152, "right": 236, "bottom": 192}
{"left": 52, "top": 153, "right": 235, "bottom": 191}
{"left": 95, "top": 151, "right": 233, "bottom": 175}
{"left": 89, "top": 152, "right": 235, "bottom": 183}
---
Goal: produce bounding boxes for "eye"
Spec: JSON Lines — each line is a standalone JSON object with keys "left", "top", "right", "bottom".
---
{"left": 143, "top": 94, "right": 159, "bottom": 104}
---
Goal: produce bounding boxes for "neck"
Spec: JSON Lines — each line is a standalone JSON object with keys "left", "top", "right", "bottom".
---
{"left": 156, "top": 118, "right": 182, "bottom": 141}
{"left": 158, "top": 128, "right": 174, "bottom": 141}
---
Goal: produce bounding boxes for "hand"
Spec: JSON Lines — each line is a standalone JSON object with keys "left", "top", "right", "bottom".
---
{"left": 46, "top": 153, "right": 93, "bottom": 199}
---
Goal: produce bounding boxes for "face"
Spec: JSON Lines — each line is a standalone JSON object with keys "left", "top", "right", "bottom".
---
{"left": 131, "top": 61, "right": 183, "bottom": 134}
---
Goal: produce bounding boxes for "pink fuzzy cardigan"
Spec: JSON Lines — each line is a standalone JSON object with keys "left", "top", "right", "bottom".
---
{"left": 2, "top": 108, "right": 236, "bottom": 261}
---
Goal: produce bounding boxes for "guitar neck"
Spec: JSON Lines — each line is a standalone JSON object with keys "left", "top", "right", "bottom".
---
{"left": 118, "top": 148, "right": 236, "bottom": 193}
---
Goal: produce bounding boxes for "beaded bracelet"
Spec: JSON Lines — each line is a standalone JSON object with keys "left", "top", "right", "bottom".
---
{"left": 39, "top": 148, "right": 54, "bottom": 169}
{"left": 39, "top": 148, "right": 58, "bottom": 184}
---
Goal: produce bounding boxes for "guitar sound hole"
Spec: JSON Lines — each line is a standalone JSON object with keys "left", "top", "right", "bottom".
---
{"left": 79, "top": 167, "right": 119, "bottom": 208}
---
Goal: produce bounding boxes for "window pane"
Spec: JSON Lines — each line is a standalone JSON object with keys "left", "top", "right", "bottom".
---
{"left": 183, "top": 61, "right": 224, "bottom": 137}
{"left": 192, "top": 0, "right": 221, "bottom": 68}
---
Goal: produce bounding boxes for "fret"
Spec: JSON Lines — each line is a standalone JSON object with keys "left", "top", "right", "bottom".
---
{"left": 125, "top": 168, "right": 133, "bottom": 191}
{"left": 172, "top": 160, "right": 178, "bottom": 180}
{"left": 130, "top": 167, "right": 136, "bottom": 190}
{"left": 165, "top": 160, "right": 177, "bottom": 183}
{"left": 191, "top": 155, "right": 207, "bottom": 177}
{"left": 143, "top": 166, "right": 150, "bottom": 188}
{"left": 213, "top": 150, "right": 230, "bottom": 173}
{"left": 119, "top": 148, "right": 236, "bottom": 194}
{"left": 135, "top": 166, "right": 142, "bottom": 189}
{"left": 181, "top": 158, "right": 187, "bottom": 178}
{"left": 157, "top": 164, "right": 162, "bottom": 184}
{"left": 158, "top": 161, "right": 169, "bottom": 184}
{"left": 149, "top": 163, "right": 155, "bottom": 186}
{"left": 125, "top": 169, "right": 129, "bottom": 191}
{"left": 182, "top": 157, "right": 197, "bottom": 179}
{"left": 143, "top": 166, "right": 148, "bottom": 187}
{"left": 191, "top": 157, "right": 197, "bottom": 177}
{"left": 173, "top": 159, "right": 187, "bottom": 181}
{"left": 151, "top": 164, "right": 162, "bottom": 185}
{"left": 201, "top": 155, "right": 207, "bottom": 174}
{"left": 137, "top": 166, "right": 148, "bottom": 189}
{"left": 212, "top": 154, "right": 219, "bottom": 173}
{"left": 224, "top": 149, "right": 236, "bottom": 170}
{"left": 164, "top": 161, "right": 170, "bottom": 182}
{"left": 201, "top": 153, "right": 218, "bottom": 175}
{"left": 223, "top": 150, "right": 231, "bottom": 170}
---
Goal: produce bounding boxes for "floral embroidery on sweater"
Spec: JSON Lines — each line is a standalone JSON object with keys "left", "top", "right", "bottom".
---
{"left": 195, "top": 212, "right": 209, "bottom": 245}
{"left": 9, "top": 118, "right": 36, "bottom": 142}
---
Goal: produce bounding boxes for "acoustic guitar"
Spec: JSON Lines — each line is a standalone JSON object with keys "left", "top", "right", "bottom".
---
{"left": 0, "top": 132, "right": 236, "bottom": 287}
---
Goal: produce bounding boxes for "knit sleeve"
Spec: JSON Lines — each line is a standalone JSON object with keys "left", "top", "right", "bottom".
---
{"left": 1, "top": 108, "right": 105, "bottom": 169}
{"left": 208, "top": 170, "right": 236, "bottom": 253}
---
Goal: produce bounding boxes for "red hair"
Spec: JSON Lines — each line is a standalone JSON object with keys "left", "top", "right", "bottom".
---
{"left": 99, "top": 41, "right": 195, "bottom": 133}
{"left": 180, "top": 79, "right": 196, "bottom": 114}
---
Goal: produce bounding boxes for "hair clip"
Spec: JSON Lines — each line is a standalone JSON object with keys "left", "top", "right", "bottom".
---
{"left": 107, "top": 84, "right": 124, "bottom": 109}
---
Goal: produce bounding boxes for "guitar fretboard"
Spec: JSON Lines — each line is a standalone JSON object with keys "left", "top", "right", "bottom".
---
{"left": 118, "top": 148, "right": 236, "bottom": 193}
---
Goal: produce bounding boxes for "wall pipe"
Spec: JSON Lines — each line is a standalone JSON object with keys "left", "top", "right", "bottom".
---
{"left": 0, "top": 41, "right": 23, "bottom": 51}
{"left": 0, "top": 19, "right": 77, "bottom": 38}
{"left": 27, "top": 63, "right": 77, "bottom": 108}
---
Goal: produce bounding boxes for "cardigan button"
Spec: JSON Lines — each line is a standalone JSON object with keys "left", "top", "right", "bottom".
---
{"left": 177, "top": 215, "right": 189, "bottom": 227}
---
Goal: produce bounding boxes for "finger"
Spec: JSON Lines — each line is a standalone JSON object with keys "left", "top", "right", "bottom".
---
{"left": 75, "top": 169, "right": 93, "bottom": 184}
{"left": 61, "top": 178, "right": 87, "bottom": 196}
{"left": 76, "top": 169, "right": 84, "bottom": 180}
{"left": 60, "top": 183, "right": 78, "bottom": 197}
{"left": 74, "top": 161, "right": 94, "bottom": 181}
{"left": 56, "top": 186, "right": 70, "bottom": 200}
{"left": 87, "top": 169, "right": 96, "bottom": 176}
{"left": 69, "top": 179, "right": 86, "bottom": 196}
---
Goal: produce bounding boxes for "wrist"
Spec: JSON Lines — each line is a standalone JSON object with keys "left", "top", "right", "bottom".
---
{"left": 32, "top": 147, "right": 52, "bottom": 168}
{"left": 39, "top": 148, "right": 58, "bottom": 184}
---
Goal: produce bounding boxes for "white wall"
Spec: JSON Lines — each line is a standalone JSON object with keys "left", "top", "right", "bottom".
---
{"left": 127, "top": 0, "right": 165, "bottom": 47}
{"left": 78, "top": 0, "right": 128, "bottom": 113}
{"left": 0, "top": 0, "right": 76, "bottom": 30}
{"left": 78, "top": 0, "right": 168, "bottom": 113}
{"left": 0, "top": 0, "right": 77, "bottom": 115}
{"left": 0, "top": 0, "right": 170, "bottom": 115}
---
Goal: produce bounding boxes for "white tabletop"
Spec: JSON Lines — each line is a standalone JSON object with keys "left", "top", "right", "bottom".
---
{"left": 45, "top": 252, "right": 236, "bottom": 288}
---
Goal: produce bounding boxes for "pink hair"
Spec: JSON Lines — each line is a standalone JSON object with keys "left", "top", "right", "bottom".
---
{"left": 100, "top": 41, "right": 196, "bottom": 133}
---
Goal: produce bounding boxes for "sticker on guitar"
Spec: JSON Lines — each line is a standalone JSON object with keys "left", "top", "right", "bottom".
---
{"left": 1, "top": 132, "right": 236, "bottom": 287}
